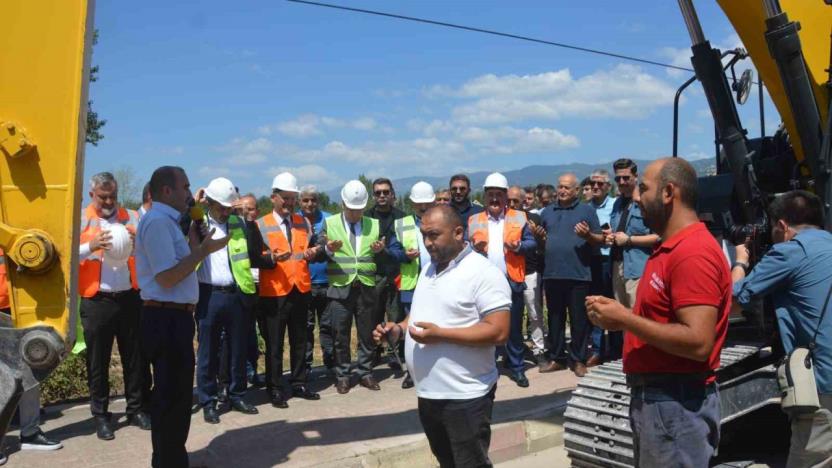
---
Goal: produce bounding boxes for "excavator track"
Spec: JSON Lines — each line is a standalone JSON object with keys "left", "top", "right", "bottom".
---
{"left": 563, "top": 344, "right": 776, "bottom": 467}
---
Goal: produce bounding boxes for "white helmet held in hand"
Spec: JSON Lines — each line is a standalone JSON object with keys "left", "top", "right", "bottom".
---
{"left": 272, "top": 172, "right": 300, "bottom": 193}
{"left": 204, "top": 177, "right": 239, "bottom": 207}
{"left": 409, "top": 181, "right": 436, "bottom": 203}
{"left": 483, "top": 172, "right": 509, "bottom": 190}
{"left": 341, "top": 180, "right": 369, "bottom": 209}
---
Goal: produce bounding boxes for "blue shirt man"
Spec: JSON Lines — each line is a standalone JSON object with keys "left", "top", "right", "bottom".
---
{"left": 300, "top": 208, "right": 331, "bottom": 285}
{"left": 731, "top": 191, "right": 832, "bottom": 467}
{"left": 539, "top": 199, "right": 600, "bottom": 282}
{"left": 609, "top": 198, "right": 653, "bottom": 280}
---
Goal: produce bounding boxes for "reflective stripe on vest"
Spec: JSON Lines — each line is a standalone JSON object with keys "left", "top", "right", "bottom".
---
{"left": 78, "top": 205, "right": 139, "bottom": 297}
{"left": 324, "top": 216, "right": 379, "bottom": 287}
{"left": 257, "top": 212, "right": 312, "bottom": 296}
{"left": 395, "top": 216, "right": 420, "bottom": 291}
{"left": 226, "top": 214, "right": 256, "bottom": 294}
{"left": 467, "top": 209, "right": 527, "bottom": 283}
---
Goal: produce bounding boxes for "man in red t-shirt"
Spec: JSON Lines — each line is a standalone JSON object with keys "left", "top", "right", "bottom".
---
{"left": 587, "top": 157, "right": 731, "bottom": 467}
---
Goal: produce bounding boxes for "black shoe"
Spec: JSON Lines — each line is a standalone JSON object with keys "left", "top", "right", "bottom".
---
{"left": 203, "top": 403, "right": 220, "bottom": 424}
{"left": 230, "top": 400, "right": 259, "bottom": 415}
{"left": 359, "top": 375, "right": 381, "bottom": 391}
{"left": 270, "top": 391, "right": 289, "bottom": 409}
{"left": 0, "top": 452, "right": 6, "bottom": 465}
{"left": 20, "top": 429, "right": 63, "bottom": 450}
{"left": 291, "top": 385, "right": 321, "bottom": 400}
{"left": 388, "top": 357, "right": 402, "bottom": 372}
{"left": 336, "top": 378, "right": 350, "bottom": 394}
{"left": 94, "top": 416, "right": 115, "bottom": 441}
{"left": 510, "top": 371, "right": 530, "bottom": 388}
{"left": 401, "top": 372, "right": 414, "bottom": 389}
{"left": 127, "top": 412, "right": 151, "bottom": 430}
{"left": 217, "top": 386, "right": 229, "bottom": 404}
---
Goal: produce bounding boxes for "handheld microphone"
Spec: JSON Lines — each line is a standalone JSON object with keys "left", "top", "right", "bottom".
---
{"left": 189, "top": 204, "right": 206, "bottom": 242}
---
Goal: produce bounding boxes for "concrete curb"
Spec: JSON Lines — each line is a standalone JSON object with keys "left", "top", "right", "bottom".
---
{"left": 318, "top": 400, "right": 568, "bottom": 468}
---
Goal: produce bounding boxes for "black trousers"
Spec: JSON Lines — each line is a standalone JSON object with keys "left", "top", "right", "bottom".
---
{"left": 329, "top": 284, "right": 377, "bottom": 379}
{"left": 80, "top": 290, "right": 148, "bottom": 416}
{"left": 305, "top": 284, "right": 334, "bottom": 368}
{"left": 418, "top": 385, "right": 497, "bottom": 468}
{"left": 140, "top": 305, "right": 195, "bottom": 468}
{"left": 543, "top": 279, "right": 591, "bottom": 365}
{"left": 259, "top": 288, "right": 310, "bottom": 390}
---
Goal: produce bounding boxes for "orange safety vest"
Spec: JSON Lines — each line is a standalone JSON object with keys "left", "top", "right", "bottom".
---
{"left": 0, "top": 249, "right": 9, "bottom": 310}
{"left": 468, "top": 208, "right": 527, "bottom": 283}
{"left": 78, "top": 205, "right": 140, "bottom": 298}
{"left": 256, "top": 212, "right": 312, "bottom": 297}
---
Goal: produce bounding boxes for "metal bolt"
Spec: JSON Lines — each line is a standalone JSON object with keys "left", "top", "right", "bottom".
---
{"left": 19, "top": 139, "right": 29, "bottom": 148}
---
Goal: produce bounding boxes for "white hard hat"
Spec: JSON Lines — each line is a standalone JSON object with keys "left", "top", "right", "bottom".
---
{"left": 204, "top": 177, "right": 239, "bottom": 207}
{"left": 272, "top": 172, "right": 300, "bottom": 193}
{"left": 409, "top": 181, "right": 436, "bottom": 203}
{"left": 104, "top": 223, "right": 132, "bottom": 264}
{"left": 483, "top": 172, "right": 509, "bottom": 190}
{"left": 341, "top": 180, "right": 369, "bottom": 209}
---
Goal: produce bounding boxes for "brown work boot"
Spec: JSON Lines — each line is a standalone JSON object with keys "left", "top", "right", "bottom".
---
{"left": 538, "top": 360, "right": 567, "bottom": 373}
{"left": 573, "top": 362, "right": 588, "bottom": 378}
{"left": 586, "top": 354, "right": 602, "bottom": 368}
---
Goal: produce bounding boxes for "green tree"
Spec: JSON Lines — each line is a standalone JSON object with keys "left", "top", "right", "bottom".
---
{"left": 113, "top": 166, "right": 141, "bottom": 209}
{"left": 86, "top": 30, "right": 106, "bottom": 146}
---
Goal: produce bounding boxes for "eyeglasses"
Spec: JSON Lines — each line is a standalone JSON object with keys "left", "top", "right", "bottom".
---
{"left": 373, "top": 190, "right": 391, "bottom": 196}
{"left": 450, "top": 186, "right": 467, "bottom": 193}
{"left": 614, "top": 175, "right": 632, "bottom": 182}
{"left": 589, "top": 181, "right": 606, "bottom": 187}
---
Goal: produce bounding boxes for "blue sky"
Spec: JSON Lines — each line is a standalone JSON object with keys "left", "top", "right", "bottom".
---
{"left": 85, "top": 0, "right": 782, "bottom": 198}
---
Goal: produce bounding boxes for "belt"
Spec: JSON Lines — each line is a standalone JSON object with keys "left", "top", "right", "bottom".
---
{"left": 200, "top": 283, "right": 237, "bottom": 293}
{"left": 627, "top": 372, "right": 713, "bottom": 387}
{"left": 95, "top": 290, "right": 134, "bottom": 299}
{"left": 143, "top": 300, "right": 195, "bottom": 312}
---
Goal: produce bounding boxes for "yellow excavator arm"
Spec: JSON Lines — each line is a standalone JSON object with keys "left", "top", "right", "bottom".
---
{"left": 0, "top": 0, "right": 93, "bottom": 441}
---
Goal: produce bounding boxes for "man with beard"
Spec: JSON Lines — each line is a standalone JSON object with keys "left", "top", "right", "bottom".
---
{"left": 373, "top": 204, "right": 510, "bottom": 467}
{"left": 449, "top": 174, "right": 484, "bottom": 232}
{"left": 587, "top": 157, "right": 730, "bottom": 466}
{"left": 468, "top": 174, "right": 537, "bottom": 387}
{"left": 605, "top": 159, "right": 659, "bottom": 362}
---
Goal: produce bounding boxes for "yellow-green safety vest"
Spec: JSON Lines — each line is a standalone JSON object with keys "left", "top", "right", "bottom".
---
{"left": 200, "top": 214, "right": 255, "bottom": 294}
{"left": 324, "top": 216, "right": 379, "bottom": 287}
{"left": 395, "top": 215, "right": 420, "bottom": 291}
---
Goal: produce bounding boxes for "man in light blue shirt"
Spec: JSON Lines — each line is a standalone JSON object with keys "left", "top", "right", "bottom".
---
{"left": 134, "top": 166, "right": 228, "bottom": 468}
{"left": 588, "top": 169, "right": 616, "bottom": 366}
{"left": 732, "top": 191, "right": 832, "bottom": 467}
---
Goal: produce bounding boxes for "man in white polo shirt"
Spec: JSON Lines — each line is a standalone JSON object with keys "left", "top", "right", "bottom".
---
{"left": 374, "top": 204, "right": 511, "bottom": 467}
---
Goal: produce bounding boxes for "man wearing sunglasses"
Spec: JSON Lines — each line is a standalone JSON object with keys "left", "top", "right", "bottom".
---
{"left": 606, "top": 159, "right": 659, "bottom": 362}
{"left": 587, "top": 170, "right": 617, "bottom": 367}
{"left": 366, "top": 178, "right": 407, "bottom": 372}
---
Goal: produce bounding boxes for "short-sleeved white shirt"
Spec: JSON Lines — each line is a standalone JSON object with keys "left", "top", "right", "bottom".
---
{"left": 405, "top": 244, "right": 512, "bottom": 400}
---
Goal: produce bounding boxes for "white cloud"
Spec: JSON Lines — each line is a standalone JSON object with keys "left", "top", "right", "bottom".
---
{"left": 444, "top": 65, "right": 676, "bottom": 125}
{"left": 268, "top": 164, "right": 340, "bottom": 189}
{"left": 260, "top": 114, "right": 381, "bottom": 138}
{"left": 275, "top": 114, "right": 323, "bottom": 138}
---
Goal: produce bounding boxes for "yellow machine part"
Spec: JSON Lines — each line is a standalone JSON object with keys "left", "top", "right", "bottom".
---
{"left": 717, "top": 0, "right": 831, "bottom": 163}
{"left": 0, "top": 1, "right": 94, "bottom": 341}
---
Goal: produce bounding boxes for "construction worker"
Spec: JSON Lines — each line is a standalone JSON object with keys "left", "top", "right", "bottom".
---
{"left": 319, "top": 180, "right": 406, "bottom": 394}
{"left": 587, "top": 158, "right": 730, "bottom": 466}
{"left": 0, "top": 250, "right": 62, "bottom": 462}
{"left": 194, "top": 177, "right": 266, "bottom": 424}
{"left": 507, "top": 186, "right": 547, "bottom": 367}
{"left": 366, "top": 178, "right": 406, "bottom": 369}
{"left": 394, "top": 181, "right": 436, "bottom": 389}
{"left": 373, "top": 204, "right": 511, "bottom": 468}
{"left": 299, "top": 185, "right": 335, "bottom": 372}
{"left": 257, "top": 172, "right": 323, "bottom": 408}
{"left": 135, "top": 166, "right": 229, "bottom": 468}
{"left": 78, "top": 171, "right": 150, "bottom": 440}
{"left": 468, "top": 173, "right": 537, "bottom": 387}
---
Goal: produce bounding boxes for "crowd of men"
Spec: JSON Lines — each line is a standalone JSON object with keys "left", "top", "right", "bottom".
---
{"left": 2, "top": 155, "right": 831, "bottom": 468}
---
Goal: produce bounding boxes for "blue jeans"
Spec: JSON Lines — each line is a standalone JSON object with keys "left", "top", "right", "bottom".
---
{"left": 629, "top": 381, "right": 720, "bottom": 467}
{"left": 503, "top": 291, "right": 526, "bottom": 373}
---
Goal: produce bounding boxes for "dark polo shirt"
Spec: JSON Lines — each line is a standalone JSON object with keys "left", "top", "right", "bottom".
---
{"left": 539, "top": 198, "right": 600, "bottom": 282}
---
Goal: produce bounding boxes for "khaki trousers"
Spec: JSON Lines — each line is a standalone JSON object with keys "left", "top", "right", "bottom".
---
{"left": 787, "top": 395, "right": 832, "bottom": 468}
{"left": 612, "top": 261, "right": 639, "bottom": 308}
